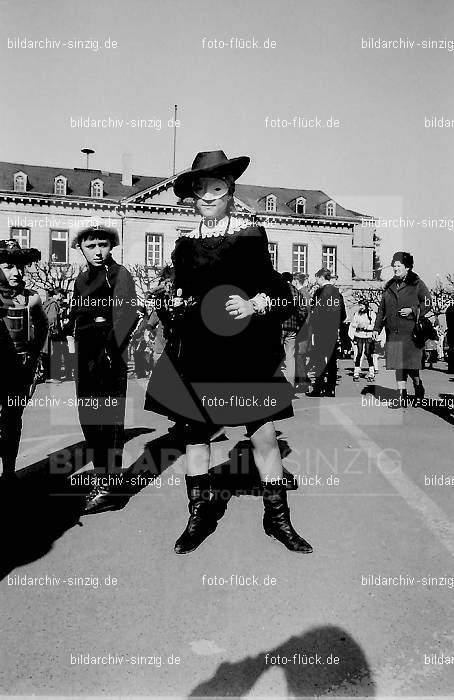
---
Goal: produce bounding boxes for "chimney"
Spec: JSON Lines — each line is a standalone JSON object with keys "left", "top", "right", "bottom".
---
{"left": 121, "top": 153, "right": 132, "bottom": 186}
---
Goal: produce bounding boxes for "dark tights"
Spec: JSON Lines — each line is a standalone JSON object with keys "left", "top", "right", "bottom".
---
{"left": 354, "top": 337, "right": 374, "bottom": 368}
{"left": 395, "top": 369, "right": 421, "bottom": 384}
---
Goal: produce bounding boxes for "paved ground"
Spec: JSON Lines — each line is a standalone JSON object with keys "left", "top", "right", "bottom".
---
{"left": 2, "top": 360, "right": 454, "bottom": 697}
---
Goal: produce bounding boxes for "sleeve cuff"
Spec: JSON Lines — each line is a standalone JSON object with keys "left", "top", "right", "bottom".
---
{"left": 250, "top": 292, "right": 271, "bottom": 314}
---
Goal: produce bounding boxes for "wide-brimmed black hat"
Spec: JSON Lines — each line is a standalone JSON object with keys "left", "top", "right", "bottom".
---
{"left": 173, "top": 150, "right": 250, "bottom": 199}
{"left": 71, "top": 225, "right": 120, "bottom": 249}
{"left": 0, "top": 239, "right": 41, "bottom": 265}
{"left": 391, "top": 251, "right": 414, "bottom": 269}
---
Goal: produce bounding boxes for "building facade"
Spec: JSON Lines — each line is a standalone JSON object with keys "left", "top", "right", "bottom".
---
{"left": 0, "top": 160, "right": 377, "bottom": 286}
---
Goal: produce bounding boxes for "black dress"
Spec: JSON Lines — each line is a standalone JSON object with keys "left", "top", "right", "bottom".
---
{"left": 144, "top": 222, "right": 294, "bottom": 434}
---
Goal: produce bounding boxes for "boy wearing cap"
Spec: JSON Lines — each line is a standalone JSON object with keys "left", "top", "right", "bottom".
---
{"left": 0, "top": 240, "right": 47, "bottom": 482}
{"left": 65, "top": 226, "right": 137, "bottom": 512}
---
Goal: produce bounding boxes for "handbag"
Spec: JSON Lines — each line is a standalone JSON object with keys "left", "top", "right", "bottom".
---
{"left": 412, "top": 307, "right": 437, "bottom": 349}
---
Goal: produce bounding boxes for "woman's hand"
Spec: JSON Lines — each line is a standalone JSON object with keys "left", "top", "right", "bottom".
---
{"left": 399, "top": 307, "right": 413, "bottom": 318}
{"left": 226, "top": 294, "right": 254, "bottom": 320}
{"left": 371, "top": 331, "right": 379, "bottom": 340}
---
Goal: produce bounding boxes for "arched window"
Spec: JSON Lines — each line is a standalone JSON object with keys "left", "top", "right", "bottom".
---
{"left": 326, "top": 200, "right": 336, "bottom": 216}
{"left": 296, "top": 197, "right": 306, "bottom": 215}
{"left": 90, "top": 179, "right": 104, "bottom": 198}
{"left": 54, "top": 176, "right": 67, "bottom": 196}
{"left": 14, "top": 172, "right": 27, "bottom": 192}
{"left": 265, "top": 194, "right": 276, "bottom": 212}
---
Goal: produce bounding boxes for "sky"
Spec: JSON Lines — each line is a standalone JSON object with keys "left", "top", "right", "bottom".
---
{"left": 1, "top": 0, "right": 453, "bottom": 284}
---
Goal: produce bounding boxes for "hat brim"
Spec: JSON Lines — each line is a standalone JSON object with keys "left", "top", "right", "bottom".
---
{"left": 71, "top": 230, "right": 120, "bottom": 249}
{"left": 173, "top": 156, "right": 250, "bottom": 200}
{"left": 0, "top": 248, "right": 41, "bottom": 265}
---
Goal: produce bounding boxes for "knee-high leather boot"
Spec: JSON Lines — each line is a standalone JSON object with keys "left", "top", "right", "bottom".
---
{"left": 174, "top": 474, "right": 219, "bottom": 554}
{"left": 262, "top": 480, "right": 313, "bottom": 553}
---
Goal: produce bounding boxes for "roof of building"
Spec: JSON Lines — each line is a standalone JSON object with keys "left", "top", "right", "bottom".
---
{"left": 0, "top": 161, "right": 165, "bottom": 200}
{"left": 234, "top": 184, "right": 364, "bottom": 219}
{"left": 0, "top": 161, "right": 370, "bottom": 219}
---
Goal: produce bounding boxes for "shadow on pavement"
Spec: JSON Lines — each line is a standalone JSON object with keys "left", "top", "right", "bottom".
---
{"left": 361, "top": 383, "right": 454, "bottom": 425}
{"left": 209, "top": 437, "right": 297, "bottom": 498}
{"left": 188, "top": 625, "right": 375, "bottom": 697}
{"left": 0, "top": 427, "right": 153, "bottom": 581}
{"left": 361, "top": 384, "right": 398, "bottom": 403}
{"left": 0, "top": 427, "right": 300, "bottom": 581}
{"left": 417, "top": 392, "right": 454, "bottom": 426}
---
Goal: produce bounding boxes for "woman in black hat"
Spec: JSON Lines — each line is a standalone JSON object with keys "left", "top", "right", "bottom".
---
{"left": 373, "top": 251, "right": 431, "bottom": 406}
{"left": 0, "top": 240, "right": 47, "bottom": 481}
{"left": 145, "top": 151, "right": 313, "bottom": 555}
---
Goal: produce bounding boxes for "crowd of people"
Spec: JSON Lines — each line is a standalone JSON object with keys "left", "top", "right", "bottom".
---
{"left": 1, "top": 149, "right": 452, "bottom": 557}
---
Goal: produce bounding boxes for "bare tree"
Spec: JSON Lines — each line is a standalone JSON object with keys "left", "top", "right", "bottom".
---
{"left": 430, "top": 277, "right": 454, "bottom": 314}
{"left": 351, "top": 288, "right": 383, "bottom": 311}
{"left": 25, "top": 262, "right": 81, "bottom": 297}
{"left": 372, "top": 233, "right": 382, "bottom": 281}
{"left": 127, "top": 264, "right": 174, "bottom": 303}
{"left": 445, "top": 274, "right": 454, "bottom": 290}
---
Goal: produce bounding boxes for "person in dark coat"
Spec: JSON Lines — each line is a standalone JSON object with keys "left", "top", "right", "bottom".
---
{"left": 373, "top": 251, "right": 431, "bottom": 407}
{"left": 306, "top": 268, "right": 346, "bottom": 397}
{"left": 144, "top": 150, "right": 313, "bottom": 555}
{"left": 280, "top": 272, "right": 309, "bottom": 388}
{"left": 42, "top": 288, "right": 70, "bottom": 381}
{"left": 445, "top": 303, "right": 454, "bottom": 373}
{"left": 292, "top": 273, "right": 312, "bottom": 388}
{"left": 0, "top": 240, "right": 47, "bottom": 482}
{"left": 64, "top": 226, "right": 137, "bottom": 512}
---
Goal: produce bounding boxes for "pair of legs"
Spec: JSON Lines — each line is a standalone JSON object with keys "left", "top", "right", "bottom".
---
{"left": 176, "top": 419, "right": 312, "bottom": 555}
{"left": 392, "top": 368, "right": 424, "bottom": 408}
{"left": 353, "top": 338, "right": 374, "bottom": 379}
{"left": 311, "top": 344, "right": 338, "bottom": 395}
{"left": 74, "top": 343, "right": 128, "bottom": 512}
{"left": 395, "top": 368, "right": 423, "bottom": 391}
{"left": 0, "top": 391, "right": 26, "bottom": 479}
{"left": 186, "top": 420, "right": 282, "bottom": 480}
{"left": 354, "top": 338, "right": 374, "bottom": 370}
{"left": 295, "top": 339, "right": 310, "bottom": 385}
{"left": 0, "top": 363, "right": 30, "bottom": 480}
{"left": 44, "top": 339, "right": 71, "bottom": 381}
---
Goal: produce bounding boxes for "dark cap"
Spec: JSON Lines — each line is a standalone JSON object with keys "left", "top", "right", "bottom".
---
{"left": 391, "top": 251, "right": 414, "bottom": 269}
{"left": 71, "top": 225, "right": 120, "bottom": 249}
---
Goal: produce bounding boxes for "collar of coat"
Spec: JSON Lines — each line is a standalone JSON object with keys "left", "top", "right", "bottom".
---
{"left": 384, "top": 269, "right": 419, "bottom": 290}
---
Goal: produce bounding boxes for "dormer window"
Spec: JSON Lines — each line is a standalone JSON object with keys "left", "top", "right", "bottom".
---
{"left": 90, "top": 179, "right": 104, "bottom": 198}
{"left": 14, "top": 172, "right": 27, "bottom": 192}
{"left": 326, "top": 200, "right": 336, "bottom": 216}
{"left": 296, "top": 197, "right": 306, "bottom": 215}
{"left": 265, "top": 194, "right": 276, "bottom": 213}
{"left": 54, "top": 176, "right": 67, "bottom": 196}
